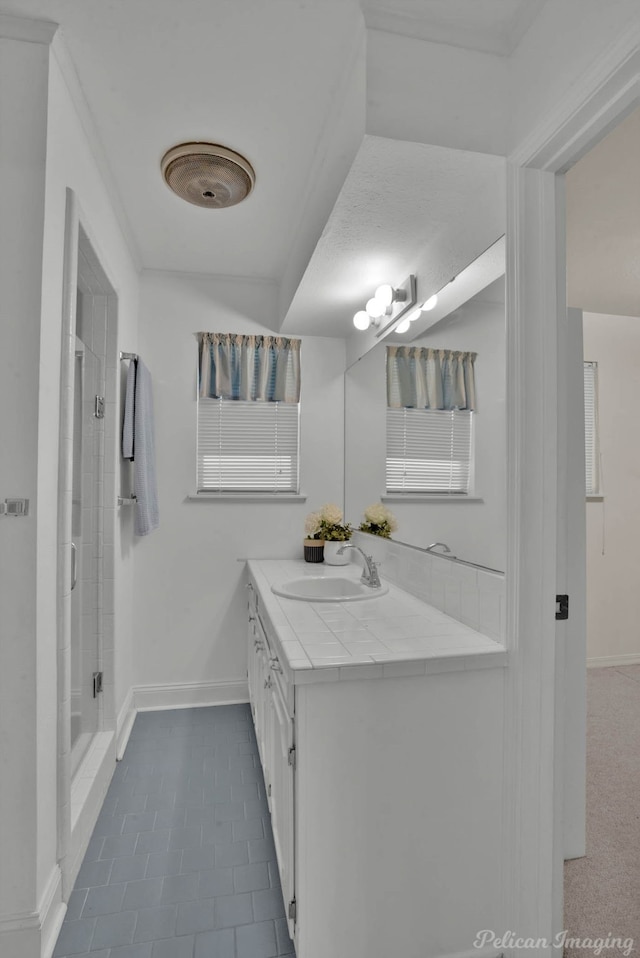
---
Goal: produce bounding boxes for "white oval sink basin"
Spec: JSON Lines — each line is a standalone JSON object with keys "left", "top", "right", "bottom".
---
{"left": 271, "top": 576, "right": 388, "bottom": 602}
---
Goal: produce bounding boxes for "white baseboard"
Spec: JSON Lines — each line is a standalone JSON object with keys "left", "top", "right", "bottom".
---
{"left": 587, "top": 653, "right": 640, "bottom": 668}
{"left": 0, "top": 864, "right": 64, "bottom": 958}
{"left": 133, "top": 679, "right": 249, "bottom": 712}
{"left": 40, "top": 865, "right": 65, "bottom": 958}
{"left": 116, "top": 686, "right": 136, "bottom": 760}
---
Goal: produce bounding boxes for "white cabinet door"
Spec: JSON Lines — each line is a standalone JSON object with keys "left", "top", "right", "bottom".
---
{"left": 250, "top": 622, "right": 270, "bottom": 769}
{"left": 269, "top": 678, "right": 295, "bottom": 938}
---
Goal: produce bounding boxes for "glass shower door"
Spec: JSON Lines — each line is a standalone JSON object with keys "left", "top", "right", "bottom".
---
{"left": 70, "top": 339, "right": 102, "bottom": 770}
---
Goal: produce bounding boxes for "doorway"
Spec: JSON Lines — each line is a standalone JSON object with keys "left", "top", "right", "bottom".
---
{"left": 57, "top": 191, "right": 119, "bottom": 895}
{"left": 561, "top": 105, "right": 640, "bottom": 949}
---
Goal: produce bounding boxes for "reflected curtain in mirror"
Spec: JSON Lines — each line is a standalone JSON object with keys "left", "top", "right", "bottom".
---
{"left": 386, "top": 346, "right": 476, "bottom": 411}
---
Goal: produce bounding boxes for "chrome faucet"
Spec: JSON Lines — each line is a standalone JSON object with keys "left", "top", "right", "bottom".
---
{"left": 426, "top": 542, "right": 452, "bottom": 555}
{"left": 337, "top": 544, "right": 382, "bottom": 588}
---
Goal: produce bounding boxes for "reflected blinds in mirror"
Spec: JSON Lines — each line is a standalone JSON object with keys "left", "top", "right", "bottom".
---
{"left": 386, "top": 345, "right": 475, "bottom": 494}
{"left": 584, "top": 361, "right": 600, "bottom": 496}
{"left": 386, "top": 407, "right": 473, "bottom": 494}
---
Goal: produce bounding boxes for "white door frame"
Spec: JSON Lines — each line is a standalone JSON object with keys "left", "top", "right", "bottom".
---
{"left": 505, "top": 39, "right": 640, "bottom": 952}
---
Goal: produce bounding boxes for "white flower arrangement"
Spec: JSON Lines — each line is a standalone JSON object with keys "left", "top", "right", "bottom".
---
{"left": 304, "top": 503, "right": 352, "bottom": 542}
{"left": 359, "top": 503, "right": 397, "bottom": 539}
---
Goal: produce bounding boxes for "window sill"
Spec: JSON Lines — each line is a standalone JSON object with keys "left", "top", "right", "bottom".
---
{"left": 382, "top": 494, "right": 485, "bottom": 503}
{"left": 186, "top": 493, "right": 307, "bottom": 503}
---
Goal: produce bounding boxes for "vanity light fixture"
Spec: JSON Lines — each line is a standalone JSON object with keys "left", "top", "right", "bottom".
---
{"left": 352, "top": 275, "right": 416, "bottom": 333}
{"left": 353, "top": 310, "right": 373, "bottom": 331}
{"left": 366, "top": 297, "right": 386, "bottom": 320}
{"left": 394, "top": 290, "right": 440, "bottom": 334}
{"left": 423, "top": 293, "right": 438, "bottom": 311}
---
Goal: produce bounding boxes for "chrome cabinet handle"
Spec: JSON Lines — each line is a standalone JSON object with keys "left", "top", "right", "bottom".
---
{"left": 71, "top": 542, "right": 77, "bottom": 592}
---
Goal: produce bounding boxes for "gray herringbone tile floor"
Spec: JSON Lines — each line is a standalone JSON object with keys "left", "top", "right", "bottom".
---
{"left": 53, "top": 705, "right": 295, "bottom": 958}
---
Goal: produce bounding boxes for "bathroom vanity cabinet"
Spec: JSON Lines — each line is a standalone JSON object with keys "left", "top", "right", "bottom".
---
{"left": 246, "top": 560, "right": 507, "bottom": 958}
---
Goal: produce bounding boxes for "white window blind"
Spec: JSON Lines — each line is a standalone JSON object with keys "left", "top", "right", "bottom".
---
{"left": 386, "top": 407, "right": 473, "bottom": 494}
{"left": 197, "top": 398, "right": 300, "bottom": 493}
{"left": 584, "top": 361, "right": 600, "bottom": 496}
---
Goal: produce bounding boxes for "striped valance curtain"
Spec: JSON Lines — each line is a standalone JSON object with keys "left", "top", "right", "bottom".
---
{"left": 198, "top": 333, "right": 301, "bottom": 402}
{"left": 386, "top": 346, "right": 477, "bottom": 410}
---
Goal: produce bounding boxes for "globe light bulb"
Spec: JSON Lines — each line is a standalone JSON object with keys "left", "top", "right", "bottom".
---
{"left": 375, "top": 284, "right": 394, "bottom": 307}
{"left": 353, "top": 310, "right": 371, "bottom": 331}
{"left": 366, "top": 297, "right": 385, "bottom": 319}
{"left": 423, "top": 294, "right": 438, "bottom": 311}
{"left": 396, "top": 318, "right": 411, "bottom": 334}
{"left": 407, "top": 307, "right": 422, "bottom": 322}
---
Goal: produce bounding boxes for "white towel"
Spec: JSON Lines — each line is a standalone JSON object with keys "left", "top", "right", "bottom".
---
{"left": 132, "top": 359, "right": 159, "bottom": 536}
{"left": 122, "top": 360, "right": 136, "bottom": 459}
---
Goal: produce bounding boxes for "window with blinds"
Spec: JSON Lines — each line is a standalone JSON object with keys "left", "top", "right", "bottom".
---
{"left": 197, "top": 398, "right": 300, "bottom": 493}
{"left": 584, "top": 361, "right": 600, "bottom": 496}
{"left": 386, "top": 407, "right": 474, "bottom": 494}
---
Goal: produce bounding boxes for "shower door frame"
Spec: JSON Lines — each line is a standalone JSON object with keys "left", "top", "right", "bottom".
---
{"left": 57, "top": 189, "right": 119, "bottom": 900}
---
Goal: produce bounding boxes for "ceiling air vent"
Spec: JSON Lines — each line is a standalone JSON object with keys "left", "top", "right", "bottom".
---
{"left": 161, "top": 142, "right": 255, "bottom": 209}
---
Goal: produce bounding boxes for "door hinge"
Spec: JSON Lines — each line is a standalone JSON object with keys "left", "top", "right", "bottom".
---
{"left": 288, "top": 745, "right": 296, "bottom": 769}
{"left": 93, "top": 671, "right": 103, "bottom": 697}
{"left": 555, "top": 594, "right": 569, "bottom": 620}
{"left": 94, "top": 395, "right": 105, "bottom": 419}
{"left": 288, "top": 898, "right": 297, "bottom": 922}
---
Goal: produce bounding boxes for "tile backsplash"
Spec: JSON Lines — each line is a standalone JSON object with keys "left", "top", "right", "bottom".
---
{"left": 351, "top": 531, "right": 506, "bottom": 642}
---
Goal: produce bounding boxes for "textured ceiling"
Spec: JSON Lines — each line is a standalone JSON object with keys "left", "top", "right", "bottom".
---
{"left": 567, "top": 107, "right": 640, "bottom": 318}
{"left": 284, "top": 136, "right": 505, "bottom": 337}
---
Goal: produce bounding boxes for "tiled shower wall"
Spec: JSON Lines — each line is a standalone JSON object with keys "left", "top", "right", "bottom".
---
{"left": 351, "top": 531, "right": 506, "bottom": 642}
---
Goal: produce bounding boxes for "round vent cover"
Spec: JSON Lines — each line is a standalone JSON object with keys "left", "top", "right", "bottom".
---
{"left": 161, "top": 142, "right": 255, "bottom": 209}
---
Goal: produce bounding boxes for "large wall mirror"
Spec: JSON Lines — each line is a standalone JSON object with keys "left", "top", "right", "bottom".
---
{"left": 285, "top": 134, "right": 507, "bottom": 572}
{"left": 344, "top": 249, "right": 506, "bottom": 572}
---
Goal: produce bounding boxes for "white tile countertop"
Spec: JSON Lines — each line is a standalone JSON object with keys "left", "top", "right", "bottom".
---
{"left": 247, "top": 558, "right": 507, "bottom": 684}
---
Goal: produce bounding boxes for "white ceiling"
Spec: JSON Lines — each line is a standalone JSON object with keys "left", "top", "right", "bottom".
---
{"left": 566, "top": 106, "right": 640, "bottom": 318}
{"left": 2, "top": 0, "right": 544, "bottom": 335}
{"left": 361, "top": 0, "right": 547, "bottom": 55}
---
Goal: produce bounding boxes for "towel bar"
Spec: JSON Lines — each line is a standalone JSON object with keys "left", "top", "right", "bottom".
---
{"left": 118, "top": 496, "right": 137, "bottom": 506}
{"left": 119, "top": 351, "right": 138, "bottom": 361}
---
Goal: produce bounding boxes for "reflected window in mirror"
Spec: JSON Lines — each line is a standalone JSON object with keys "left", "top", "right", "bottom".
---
{"left": 386, "top": 346, "right": 476, "bottom": 496}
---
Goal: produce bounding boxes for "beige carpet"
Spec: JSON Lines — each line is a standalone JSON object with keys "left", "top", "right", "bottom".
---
{"left": 564, "top": 665, "right": 640, "bottom": 957}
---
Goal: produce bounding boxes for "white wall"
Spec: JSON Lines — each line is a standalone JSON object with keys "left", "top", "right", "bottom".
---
{"left": 134, "top": 271, "right": 345, "bottom": 698}
{"left": 508, "top": 0, "right": 640, "bottom": 154}
{"left": 0, "top": 29, "right": 50, "bottom": 941}
{"left": 345, "top": 289, "right": 506, "bottom": 572}
{"left": 366, "top": 29, "right": 508, "bottom": 156}
{"left": 0, "top": 24, "right": 140, "bottom": 957}
{"left": 583, "top": 312, "right": 640, "bottom": 665}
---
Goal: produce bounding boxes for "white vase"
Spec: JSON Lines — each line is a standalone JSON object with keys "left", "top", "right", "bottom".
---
{"left": 323, "top": 541, "right": 351, "bottom": 566}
